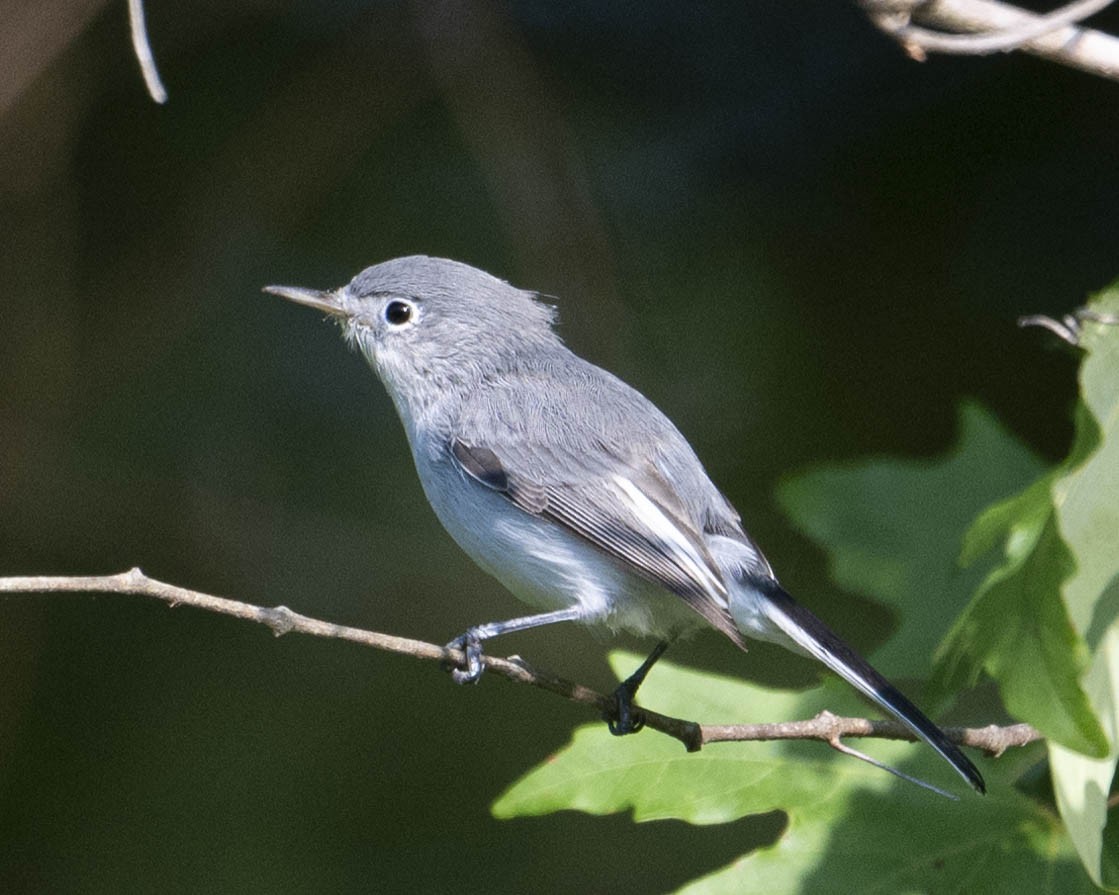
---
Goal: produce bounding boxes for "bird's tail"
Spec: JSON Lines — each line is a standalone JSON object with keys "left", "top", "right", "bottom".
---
{"left": 749, "top": 575, "right": 986, "bottom": 794}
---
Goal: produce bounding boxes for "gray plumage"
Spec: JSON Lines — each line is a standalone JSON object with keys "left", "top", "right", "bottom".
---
{"left": 266, "top": 255, "right": 985, "bottom": 795}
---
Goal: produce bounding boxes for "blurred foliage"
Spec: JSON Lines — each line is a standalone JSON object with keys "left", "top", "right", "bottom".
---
{"left": 777, "top": 402, "right": 1044, "bottom": 681}
{"left": 3, "top": 1, "right": 1119, "bottom": 892}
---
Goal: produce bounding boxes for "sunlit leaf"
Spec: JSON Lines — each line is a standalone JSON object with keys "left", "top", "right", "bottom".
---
{"left": 776, "top": 402, "right": 1042, "bottom": 679}
{"left": 496, "top": 654, "right": 1090, "bottom": 894}
{"left": 1047, "top": 289, "right": 1119, "bottom": 889}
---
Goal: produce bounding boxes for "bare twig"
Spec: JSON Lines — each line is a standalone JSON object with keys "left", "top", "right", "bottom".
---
{"left": 0, "top": 569, "right": 1040, "bottom": 759}
{"left": 128, "top": 0, "right": 167, "bottom": 103}
{"left": 1019, "top": 307, "right": 1119, "bottom": 346}
{"left": 861, "top": 0, "right": 1119, "bottom": 80}
{"left": 703, "top": 713, "right": 1040, "bottom": 755}
{"left": 868, "top": 0, "right": 1114, "bottom": 53}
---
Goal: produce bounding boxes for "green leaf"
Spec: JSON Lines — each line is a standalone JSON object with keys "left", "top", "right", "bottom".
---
{"left": 1046, "top": 290, "right": 1119, "bottom": 888}
{"left": 936, "top": 509, "right": 1104, "bottom": 755}
{"left": 495, "top": 654, "right": 1093, "bottom": 894}
{"left": 934, "top": 293, "right": 1119, "bottom": 764}
{"left": 1050, "top": 620, "right": 1119, "bottom": 891}
{"left": 775, "top": 402, "right": 1044, "bottom": 679}
{"left": 1056, "top": 305, "right": 1119, "bottom": 650}
{"left": 936, "top": 286, "right": 1119, "bottom": 887}
{"left": 958, "top": 476, "right": 1054, "bottom": 568}
{"left": 940, "top": 291, "right": 1119, "bottom": 730}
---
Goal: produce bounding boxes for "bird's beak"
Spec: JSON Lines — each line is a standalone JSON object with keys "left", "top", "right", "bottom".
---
{"left": 263, "top": 284, "right": 347, "bottom": 317}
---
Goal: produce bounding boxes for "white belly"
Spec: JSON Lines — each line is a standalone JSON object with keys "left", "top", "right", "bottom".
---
{"left": 414, "top": 453, "right": 703, "bottom": 639}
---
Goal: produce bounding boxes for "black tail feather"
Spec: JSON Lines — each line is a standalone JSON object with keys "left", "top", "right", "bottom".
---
{"left": 752, "top": 577, "right": 986, "bottom": 794}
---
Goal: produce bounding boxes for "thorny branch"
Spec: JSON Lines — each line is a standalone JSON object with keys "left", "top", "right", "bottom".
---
{"left": 0, "top": 569, "right": 1041, "bottom": 760}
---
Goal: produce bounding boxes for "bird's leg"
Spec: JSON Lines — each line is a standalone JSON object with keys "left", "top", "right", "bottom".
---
{"left": 443, "top": 607, "right": 585, "bottom": 684}
{"left": 606, "top": 640, "right": 670, "bottom": 735}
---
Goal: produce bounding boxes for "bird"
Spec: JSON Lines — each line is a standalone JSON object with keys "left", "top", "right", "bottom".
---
{"left": 265, "top": 255, "right": 985, "bottom": 794}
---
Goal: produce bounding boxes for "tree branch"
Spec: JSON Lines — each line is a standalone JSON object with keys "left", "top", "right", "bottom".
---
{"left": 860, "top": 0, "right": 1119, "bottom": 80}
{"left": 0, "top": 569, "right": 1040, "bottom": 758}
{"left": 127, "top": 0, "right": 167, "bottom": 103}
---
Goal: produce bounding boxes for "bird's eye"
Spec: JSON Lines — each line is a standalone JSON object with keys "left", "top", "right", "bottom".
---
{"left": 384, "top": 300, "right": 414, "bottom": 326}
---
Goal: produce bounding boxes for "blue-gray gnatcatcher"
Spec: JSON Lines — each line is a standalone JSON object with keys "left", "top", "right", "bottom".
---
{"left": 266, "top": 255, "right": 984, "bottom": 794}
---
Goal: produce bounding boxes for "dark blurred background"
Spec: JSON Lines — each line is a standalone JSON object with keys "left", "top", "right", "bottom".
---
{"left": 2, "top": 1, "right": 1117, "bottom": 891}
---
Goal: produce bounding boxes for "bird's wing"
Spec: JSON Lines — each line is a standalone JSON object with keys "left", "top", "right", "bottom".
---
{"left": 450, "top": 438, "right": 748, "bottom": 649}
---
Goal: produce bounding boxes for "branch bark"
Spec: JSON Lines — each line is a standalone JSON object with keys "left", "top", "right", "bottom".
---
{"left": 861, "top": 0, "right": 1119, "bottom": 80}
{"left": 0, "top": 569, "right": 1040, "bottom": 758}
{"left": 127, "top": 0, "right": 166, "bottom": 103}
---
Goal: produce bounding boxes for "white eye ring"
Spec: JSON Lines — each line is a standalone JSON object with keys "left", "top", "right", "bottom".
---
{"left": 383, "top": 299, "right": 416, "bottom": 327}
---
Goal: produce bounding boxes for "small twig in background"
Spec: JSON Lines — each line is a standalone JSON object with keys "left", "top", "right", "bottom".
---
{"left": 860, "top": 0, "right": 1119, "bottom": 80}
{"left": 1019, "top": 307, "right": 1119, "bottom": 346}
{"left": 128, "top": 0, "right": 167, "bottom": 103}
{"left": 0, "top": 569, "right": 1040, "bottom": 763}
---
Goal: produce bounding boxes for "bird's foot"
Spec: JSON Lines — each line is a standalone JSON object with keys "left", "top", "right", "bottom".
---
{"left": 605, "top": 678, "right": 646, "bottom": 735}
{"left": 443, "top": 630, "right": 485, "bottom": 684}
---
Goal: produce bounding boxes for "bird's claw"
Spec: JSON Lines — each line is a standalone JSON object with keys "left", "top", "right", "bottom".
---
{"left": 605, "top": 680, "right": 645, "bottom": 735}
{"left": 444, "top": 630, "right": 485, "bottom": 684}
